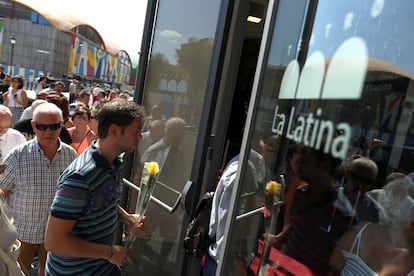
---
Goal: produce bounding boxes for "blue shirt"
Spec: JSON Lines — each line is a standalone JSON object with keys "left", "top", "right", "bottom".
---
{"left": 46, "top": 143, "right": 123, "bottom": 275}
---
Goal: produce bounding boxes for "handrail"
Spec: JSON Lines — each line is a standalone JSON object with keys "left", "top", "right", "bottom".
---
{"left": 123, "top": 178, "right": 182, "bottom": 214}
{"left": 236, "top": 206, "right": 265, "bottom": 221}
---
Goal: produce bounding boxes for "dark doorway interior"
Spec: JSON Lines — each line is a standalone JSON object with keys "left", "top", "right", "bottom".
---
{"left": 224, "top": 38, "right": 262, "bottom": 164}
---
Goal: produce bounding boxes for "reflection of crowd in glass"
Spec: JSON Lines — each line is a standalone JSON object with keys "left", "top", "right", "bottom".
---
{"left": 204, "top": 129, "right": 414, "bottom": 275}
{"left": 285, "top": 139, "right": 414, "bottom": 275}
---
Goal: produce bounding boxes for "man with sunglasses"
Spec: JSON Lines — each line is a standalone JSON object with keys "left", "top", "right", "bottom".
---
{"left": 0, "top": 103, "right": 77, "bottom": 275}
{"left": 13, "top": 98, "right": 73, "bottom": 144}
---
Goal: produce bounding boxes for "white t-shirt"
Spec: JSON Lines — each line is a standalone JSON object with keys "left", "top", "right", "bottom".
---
{"left": 0, "top": 129, "right": 27, "bottom": 162}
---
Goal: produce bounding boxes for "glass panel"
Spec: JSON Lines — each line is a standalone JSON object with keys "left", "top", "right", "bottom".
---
{"left": 125, "top": 0, "right": 221, "bottom": 275}
{"left": 223, "top": 0, "right": 414, "bottom": 275}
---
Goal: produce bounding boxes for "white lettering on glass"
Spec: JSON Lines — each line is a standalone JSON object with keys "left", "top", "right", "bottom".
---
{"left": 272, "top": 37, "right": 368, "bottom": 159}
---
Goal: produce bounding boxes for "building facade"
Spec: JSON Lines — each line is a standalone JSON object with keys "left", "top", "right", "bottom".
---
{"left": 0, "top": 2, "right": 134, "bottom": 90}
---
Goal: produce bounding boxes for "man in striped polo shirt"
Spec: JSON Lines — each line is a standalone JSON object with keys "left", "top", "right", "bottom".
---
{"left": 44, "top": 99, "right": 146, "bottom": 275}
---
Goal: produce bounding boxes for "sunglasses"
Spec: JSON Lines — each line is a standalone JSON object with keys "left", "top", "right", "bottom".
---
{"left": 35, "top": 123, "right": 62, "bottom": 131}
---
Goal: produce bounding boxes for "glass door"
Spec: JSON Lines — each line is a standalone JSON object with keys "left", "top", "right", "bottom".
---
{"left": 123, "top": 0, "right": 224, "bottom": 275}
{"left": 220, "top": 0, "right": 414, "bottom": 275}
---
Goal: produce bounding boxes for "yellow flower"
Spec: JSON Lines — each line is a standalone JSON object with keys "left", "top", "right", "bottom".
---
{"left": 265, "top": 181, "right": 281, "bottom": 195}
{"left": 147, "top": 162, "right": 159, "bottom": 176}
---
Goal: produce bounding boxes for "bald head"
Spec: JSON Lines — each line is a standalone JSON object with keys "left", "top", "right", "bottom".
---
{"left": 349, "top": 157, "right": 378, "bottom": 191}
{"left": 0, "top": 105, "right": 12, "bottom": 136}
{"left": 350, "top": 157, "right": 378, "bottom": 178}
{"left": 0, "top": 105, "right": 12, "bottom": 118}
{"left": 30, "top": 99, "right": 48, "bottom": 114}
{"left": 164, "top": 117, "right": 186, "bottom": 146}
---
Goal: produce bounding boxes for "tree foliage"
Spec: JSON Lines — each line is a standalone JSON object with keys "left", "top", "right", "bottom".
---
{"left": 175, "top": 37, "right": 213, "bottom": 95}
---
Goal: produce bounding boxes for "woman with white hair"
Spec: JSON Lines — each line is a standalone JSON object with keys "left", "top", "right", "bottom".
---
{"left": 329, "top": 175, "right": 414, "bottom": 275}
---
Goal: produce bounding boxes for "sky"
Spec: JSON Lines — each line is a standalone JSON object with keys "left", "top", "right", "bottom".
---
{"left": 267, "top": 0, "right": 414, "bottom": 77}
{"left": 150, "top": 0, "right": 221, "bottom": 64}
{"left": 15, "top": 0, "right": 148, "bottom": 61}
{"left": 15, "top": 0, "right": 225, "bottom": 65}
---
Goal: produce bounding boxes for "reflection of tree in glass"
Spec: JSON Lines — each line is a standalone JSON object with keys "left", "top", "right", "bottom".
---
{"left": 175, "top": 37, "right": 213, "bottom": 96}
{"left": 147, "top": 38, "right": 213, "bottom": 97}
{"left": 147, "top": 53, "right": 174, "bottom": 91}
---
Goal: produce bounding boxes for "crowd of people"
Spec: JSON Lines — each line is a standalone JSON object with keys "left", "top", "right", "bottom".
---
{"left": 204, "top": 131, "right": 414, "bottom": 275}
{"left": 0, "top": 75, "right": 151, "bottom": 275}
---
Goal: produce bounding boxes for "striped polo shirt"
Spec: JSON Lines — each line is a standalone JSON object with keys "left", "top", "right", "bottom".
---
{"left": 46, "top": 143, "right": 123, "bottom": 275}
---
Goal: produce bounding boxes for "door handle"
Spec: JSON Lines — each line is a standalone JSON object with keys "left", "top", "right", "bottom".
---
{"left": 123, "top": 178, "right": 182, "bottom": 214}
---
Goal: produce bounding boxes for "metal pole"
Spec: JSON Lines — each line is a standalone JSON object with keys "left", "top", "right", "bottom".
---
{"left": 9, "top": 45, "right": 14, "bottom": 75}
{"left": 10, "top": 36, "right": 16, "bottom": 75}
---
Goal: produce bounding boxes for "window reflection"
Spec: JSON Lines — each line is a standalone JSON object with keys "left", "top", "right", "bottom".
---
{"left": 224, "top": 0, "right": 414, "bottom": 275}
{"left": 127, "top": 0, "right": 221, "bottom": 275}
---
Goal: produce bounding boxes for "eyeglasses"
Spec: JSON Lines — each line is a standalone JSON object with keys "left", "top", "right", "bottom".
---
{"left": 35, "top": 123, "right": 62, "bottom": 131}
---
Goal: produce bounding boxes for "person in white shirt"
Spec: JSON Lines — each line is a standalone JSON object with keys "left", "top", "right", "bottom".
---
{"left": 19, "top": 98, "right": 48, "bottom": 121}
{"left": 2, "top": 75, "right": 28, "bottom": 124}
{"left": 137, "top": 119, "right": 165, "bottom": 158}
{"left": 0, "top": 105, "right": 26, "bottom": 165}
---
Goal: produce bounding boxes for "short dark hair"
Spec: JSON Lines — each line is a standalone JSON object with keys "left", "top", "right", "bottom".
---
{"left": 11, "top": 75, "right": 24, "bottom": 89}
{"left": 304, "top": 146, "right": 342, "bottom": 176}
{"left": 97, "top": 98, "right": 145, "bottom": 138}
{"left": 46, "top": 94, "right": 70, "bottom": 119}
{"left": 73, "top": 104, "right": 91, "bottom": 119}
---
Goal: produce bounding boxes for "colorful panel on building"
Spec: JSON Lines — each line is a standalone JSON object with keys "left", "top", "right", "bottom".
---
{"left": 67, "top": 34, "right": 131, "bottom": 84}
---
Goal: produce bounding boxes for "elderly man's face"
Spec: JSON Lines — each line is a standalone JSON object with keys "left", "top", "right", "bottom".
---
{"left": 32, "top": 111, "right": 62, "bottom": 147}
{"left": 0, "top": 113, "right": 12, "bottom": 137}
